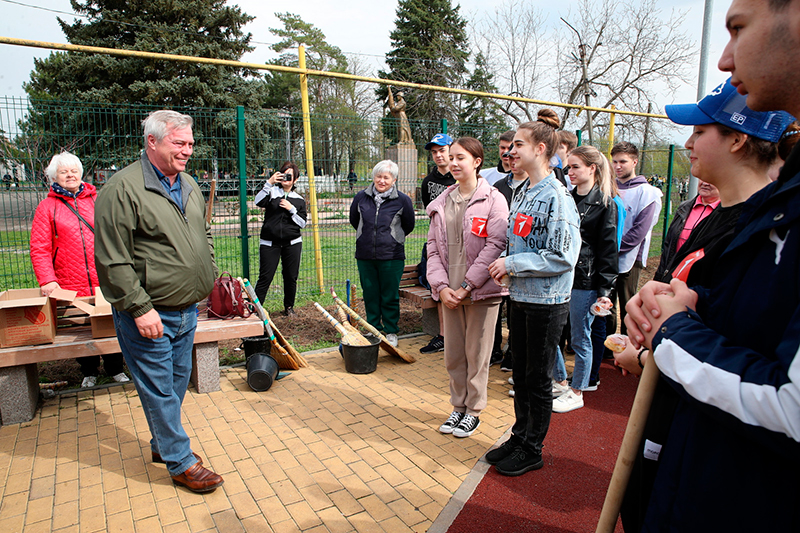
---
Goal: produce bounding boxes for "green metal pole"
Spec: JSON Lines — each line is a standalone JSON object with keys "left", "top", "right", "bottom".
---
{"left": 663, "top": 144, "right": 675, "bottom": 243}
{"left": 441, "top": 119, "right": 448, "bottom": 134}
{"left": 576, "top": 129, "right": 582, "bottom": 147}
{"left": 237, "top": 105, "right": 250, "bottom": 278}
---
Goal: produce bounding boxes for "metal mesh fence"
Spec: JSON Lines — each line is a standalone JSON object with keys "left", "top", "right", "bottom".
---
{"left": 0, "top": 96, "right": 688, "bottom": 303}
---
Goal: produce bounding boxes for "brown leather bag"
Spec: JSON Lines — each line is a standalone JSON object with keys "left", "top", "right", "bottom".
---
{"left": 207, "top": 272, "right": 252, "bottom": 319}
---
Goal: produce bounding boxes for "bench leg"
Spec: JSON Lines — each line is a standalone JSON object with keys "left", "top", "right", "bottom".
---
{"left": 0, "top": 364, "right": 39, "bottom": 425}
{"left": 191, "top": 342, "right": 220, "bottom": 393}
{"left": 422, "top": 306, "right": 440, "bottom": 337}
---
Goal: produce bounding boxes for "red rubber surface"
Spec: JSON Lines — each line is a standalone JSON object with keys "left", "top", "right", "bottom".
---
{"left": 448, "top": 361, "right": 636, "bottom": 532}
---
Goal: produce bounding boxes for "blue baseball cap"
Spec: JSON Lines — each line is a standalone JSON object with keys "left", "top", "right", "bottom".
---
{"left": 665, "top": 78, "right": 795, "bottom": 142}
{"left": 425, "top": 133, "right": 453, "bottom": 150}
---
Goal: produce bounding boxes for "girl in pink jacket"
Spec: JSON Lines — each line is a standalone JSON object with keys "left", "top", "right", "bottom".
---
{"left": 426, "top": 137, "right": 509, "bottom": 438}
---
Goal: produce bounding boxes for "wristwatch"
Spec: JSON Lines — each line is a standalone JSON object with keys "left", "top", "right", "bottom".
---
{"left": 460, "top": 281, "right": 472, "bottom": 291}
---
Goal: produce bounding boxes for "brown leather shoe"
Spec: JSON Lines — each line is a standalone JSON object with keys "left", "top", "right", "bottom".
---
{"left": 152, "top": 451, "right": 203, "bottom": 465}
{"left": 171, "top": 462, "right": 224, "bottom": 493}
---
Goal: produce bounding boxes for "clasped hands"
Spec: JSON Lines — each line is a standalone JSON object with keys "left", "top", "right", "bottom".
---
{"left": 624, "top": 278, "right": 699, "bottom": 350}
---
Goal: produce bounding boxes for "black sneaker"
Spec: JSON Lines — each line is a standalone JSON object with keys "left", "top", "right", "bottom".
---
{"left": 453, "top": 414, "right": 480, "bottom": 438}
{"left": 495, "top": 446, "right": 544, "bottom": 476}
{"left": 438, "top": 411, "right": 464, "bottom": 434}
{"left": 489, "top": 350, "right": 504, "bottom": 366}
{"left": 420, "top": 335, "right": 444, "bottom": 354}
{"left": 485, "top": 435, "right": 521, "bottom": 465}
{"left": 585, "top": 379, "right": 599, "bottom": 391}
{"left": 500, "top": 351, "right": 513, "bottom": 372}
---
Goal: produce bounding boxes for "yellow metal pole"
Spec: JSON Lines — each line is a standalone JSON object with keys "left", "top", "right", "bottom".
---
{"left": 607, "top": 105, "right": 617, "bottom": 160}
{"left": 299, "top": 45, "right": 325, "bottom": 294}
{"left": 0, "top": 37, "right": 668, "bottom": 120}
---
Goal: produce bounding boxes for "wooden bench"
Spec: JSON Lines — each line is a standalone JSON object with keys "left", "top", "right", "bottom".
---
{"left": 0, "top": 314, "right": 265, "bottom": 425}
{"left": 398, "top": 264, "right": 439, "bottom": 337}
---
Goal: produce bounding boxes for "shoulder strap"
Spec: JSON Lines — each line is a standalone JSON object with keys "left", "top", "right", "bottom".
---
{"left": 57, "top": 197, "right": 94, "bottom": 234}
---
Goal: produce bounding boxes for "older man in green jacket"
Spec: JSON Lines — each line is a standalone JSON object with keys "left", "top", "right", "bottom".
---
{"left": 95, "top": 110, "right": 222, "bottom": 493}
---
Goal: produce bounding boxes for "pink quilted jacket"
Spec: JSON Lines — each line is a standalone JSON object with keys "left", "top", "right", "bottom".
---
{"left": 425, "top": 178, "right": 509, "bottom": 302}
{"left": 30, "top": 183, "right": 99, "bottom": 296}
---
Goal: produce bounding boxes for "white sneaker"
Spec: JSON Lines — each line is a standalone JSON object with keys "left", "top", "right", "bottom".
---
{"left": 112, "top": 372, "right": 130, "bottom": 383}
{"left": 81, "top": 376, "right": 97, "bottom": 388}
{"left": 508, "top": 389, "right": 515, "bottom": 397}
{"left": 508, "top": 376, "right": 515, "bottom": 385}
{"left": 386, "top": 333, "right": 398, "bottom": 347}
{"left": 552, "top": 380, "right": 570, "bottom": 397}
{"left": 552, "top": 389, "right": 584, "bottom": 413}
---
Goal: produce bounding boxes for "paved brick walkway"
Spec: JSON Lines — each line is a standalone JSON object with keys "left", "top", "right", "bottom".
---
{"left": 0, "top": 335, "right": 518, "bottom": 532}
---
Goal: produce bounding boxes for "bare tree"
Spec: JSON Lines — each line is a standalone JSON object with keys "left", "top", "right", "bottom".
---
{"left": 474, "top": 0, "right": 550, "bottom": 123}
{"left": 474, "top": 0, "right": 695, "bottom": 142}
{"left": 556, "top": 0, "right": 696, "bottom": 139}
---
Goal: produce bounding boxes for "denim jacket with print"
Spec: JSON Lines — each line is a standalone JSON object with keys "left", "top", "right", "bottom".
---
{"left": 505, "top": 172, "right": 580, "bottom": 305}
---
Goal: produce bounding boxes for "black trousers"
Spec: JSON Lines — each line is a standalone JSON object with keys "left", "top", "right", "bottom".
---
{"left": 255, "top": 241, "right": 302, "bottom": 308}
{"left": 510, "top": 301, "right": 570, "bottom": 454}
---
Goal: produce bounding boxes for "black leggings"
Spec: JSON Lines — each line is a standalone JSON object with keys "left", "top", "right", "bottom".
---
{"left": 255, "top": 241, "right": 302, "bottom": 308}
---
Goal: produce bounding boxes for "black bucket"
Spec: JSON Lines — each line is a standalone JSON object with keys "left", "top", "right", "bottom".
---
{"left": 246, "top": 352, "right": 279, "bottom": 392}
{"left": 242, "top": 335, "right": 270, "bottom": 358}
{"left": 342, "top": 334, "right": 380, "bottom": 374}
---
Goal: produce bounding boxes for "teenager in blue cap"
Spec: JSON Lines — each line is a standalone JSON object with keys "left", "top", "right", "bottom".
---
{"left": 618, "top": 76, "right": 796, "bottom": 532}
{"left": 625, "top": 3, "right": 800, "bottom": 519}
{"left": 419, "top": 133, "right": 455, "bottom": 354}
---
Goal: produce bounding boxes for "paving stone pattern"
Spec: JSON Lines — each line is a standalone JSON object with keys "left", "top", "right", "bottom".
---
{"left": 0, "top": 335, "right": 518, "bottom": 532}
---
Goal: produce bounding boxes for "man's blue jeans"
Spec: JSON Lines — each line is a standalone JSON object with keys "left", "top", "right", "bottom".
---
{"left": 113, "top": 305, "right": 198, "bottom": 476}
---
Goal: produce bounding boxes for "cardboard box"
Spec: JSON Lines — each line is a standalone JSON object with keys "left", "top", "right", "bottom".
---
{"left": 71, "top": 288, "right": 115, "bottom": 339}
{"left": 0, "top": 288, "right": 77, "bottom": 348}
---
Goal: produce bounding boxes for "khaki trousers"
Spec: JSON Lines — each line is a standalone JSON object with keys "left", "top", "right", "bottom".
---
{"left": 442, "top": 299, "right": 501, "bottom": 416}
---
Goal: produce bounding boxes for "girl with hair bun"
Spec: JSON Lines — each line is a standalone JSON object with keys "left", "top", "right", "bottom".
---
{"left": 487, "top": 109, "right": 581, "bottom": 476}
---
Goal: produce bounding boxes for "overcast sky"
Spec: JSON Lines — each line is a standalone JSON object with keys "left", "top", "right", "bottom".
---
{"left": 0, "top": 0, "right": 733, "bottom": 121}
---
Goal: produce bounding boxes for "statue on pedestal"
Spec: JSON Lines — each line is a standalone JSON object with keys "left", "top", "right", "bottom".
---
{"left": 386, "top": 88, "right": 414, "bottom": 145}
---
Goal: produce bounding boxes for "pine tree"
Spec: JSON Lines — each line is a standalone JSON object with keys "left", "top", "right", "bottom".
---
{"left": 457, "top": 52, "right": 509, "bottom": 147}
{"left": 377, "top": 0, "right": 470, "bottom": 142}
{"left": 20, "top": 0, "right": 271, "bottom": 174}
{"left": 25, "top": 0, "right": 264, "bottom": 108}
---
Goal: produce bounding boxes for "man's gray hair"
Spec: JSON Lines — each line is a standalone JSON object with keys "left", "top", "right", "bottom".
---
{"left": 45, "top": 151, "right": 83, "bottom": 184}
{"left": 142, "top": 110, "right": 193, "bottom": 143}
{"left": 372, "top": 159, "right": 399, "bottom": 180}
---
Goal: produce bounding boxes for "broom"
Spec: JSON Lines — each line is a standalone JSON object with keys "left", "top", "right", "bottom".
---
{"left": 238, "top": 278, "right": 300, "bottom": 370}
{"left": 313, "top": 303, "right": 371, "bottom": 346}
{"left": 330, "top": 288, "right": 416, "bottom": 363}
{"left": 240, "top": 278, "right": 306, "bottom": 368}
{"left": 596, "top": 353, "right": 660, "bottom": 532}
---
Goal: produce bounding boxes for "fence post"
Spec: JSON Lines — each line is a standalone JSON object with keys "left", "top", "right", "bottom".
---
{"left": 663, "top": 144, "right": 675, "bottom": 242}
{"left": 237, "top": 105, "right": 250, "bottom": 278}
{"left": 576, "top": 129, "right": 582, "bottom": 147}
{"left": 441, "top": 119, "right": 448, "bottom": 134}
{"left": 606, "top": 105, "right": 617, "bottom": 159}
{"left": 299, "top": 45, "right": 325, "bottom": 293}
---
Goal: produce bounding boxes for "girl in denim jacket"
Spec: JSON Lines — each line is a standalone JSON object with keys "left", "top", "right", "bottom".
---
{"left": 487, "top": 109, "right": 581, "bottom": 476}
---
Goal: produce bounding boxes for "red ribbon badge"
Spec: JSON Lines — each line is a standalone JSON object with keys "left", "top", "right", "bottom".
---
{"left": 513, "top": 213, "right": 533, "bottom": 237}
{"left": 671, "top": 249, "right": 705, "bottom": 282}
{"left": 471, "top": 217, "right": 488, "bottom": 237}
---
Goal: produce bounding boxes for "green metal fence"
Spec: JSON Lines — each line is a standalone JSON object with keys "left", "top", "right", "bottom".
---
{"left": 0, "top": 96, "right": 688, "bottom": 303}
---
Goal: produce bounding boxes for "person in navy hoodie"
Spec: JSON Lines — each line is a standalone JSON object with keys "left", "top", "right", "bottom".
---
{"left": 350, "top": 160, "right": 415, "bottom": 347}
{"left": 624, "top": 0, "right": 800, "bottom": 529}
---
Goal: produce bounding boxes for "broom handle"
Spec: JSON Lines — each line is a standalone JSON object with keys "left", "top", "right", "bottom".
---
{"left": 313, "top": 303, "right": 349, "bottom": 338}
{"left": 596, "top": 353, "right": 660, "bottom": 533}
{"left": 238, "top": 278, "right": 276, "bottom": 341}
{"left": 331, "top": 290, "right": 385, "bottom": 342}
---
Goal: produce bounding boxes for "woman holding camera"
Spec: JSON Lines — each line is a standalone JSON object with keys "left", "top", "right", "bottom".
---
{"left": 254, "top": 161, "right": 307, "bottom": 315}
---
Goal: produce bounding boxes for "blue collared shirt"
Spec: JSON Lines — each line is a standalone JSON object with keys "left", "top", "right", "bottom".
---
{"left": 152, "top": 164, "right": 184, "bottom": 213}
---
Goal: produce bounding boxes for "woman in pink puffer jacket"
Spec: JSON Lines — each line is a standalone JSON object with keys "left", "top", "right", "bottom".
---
{"left": 426, "top": 137, "right": 509, "bottom": 439}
